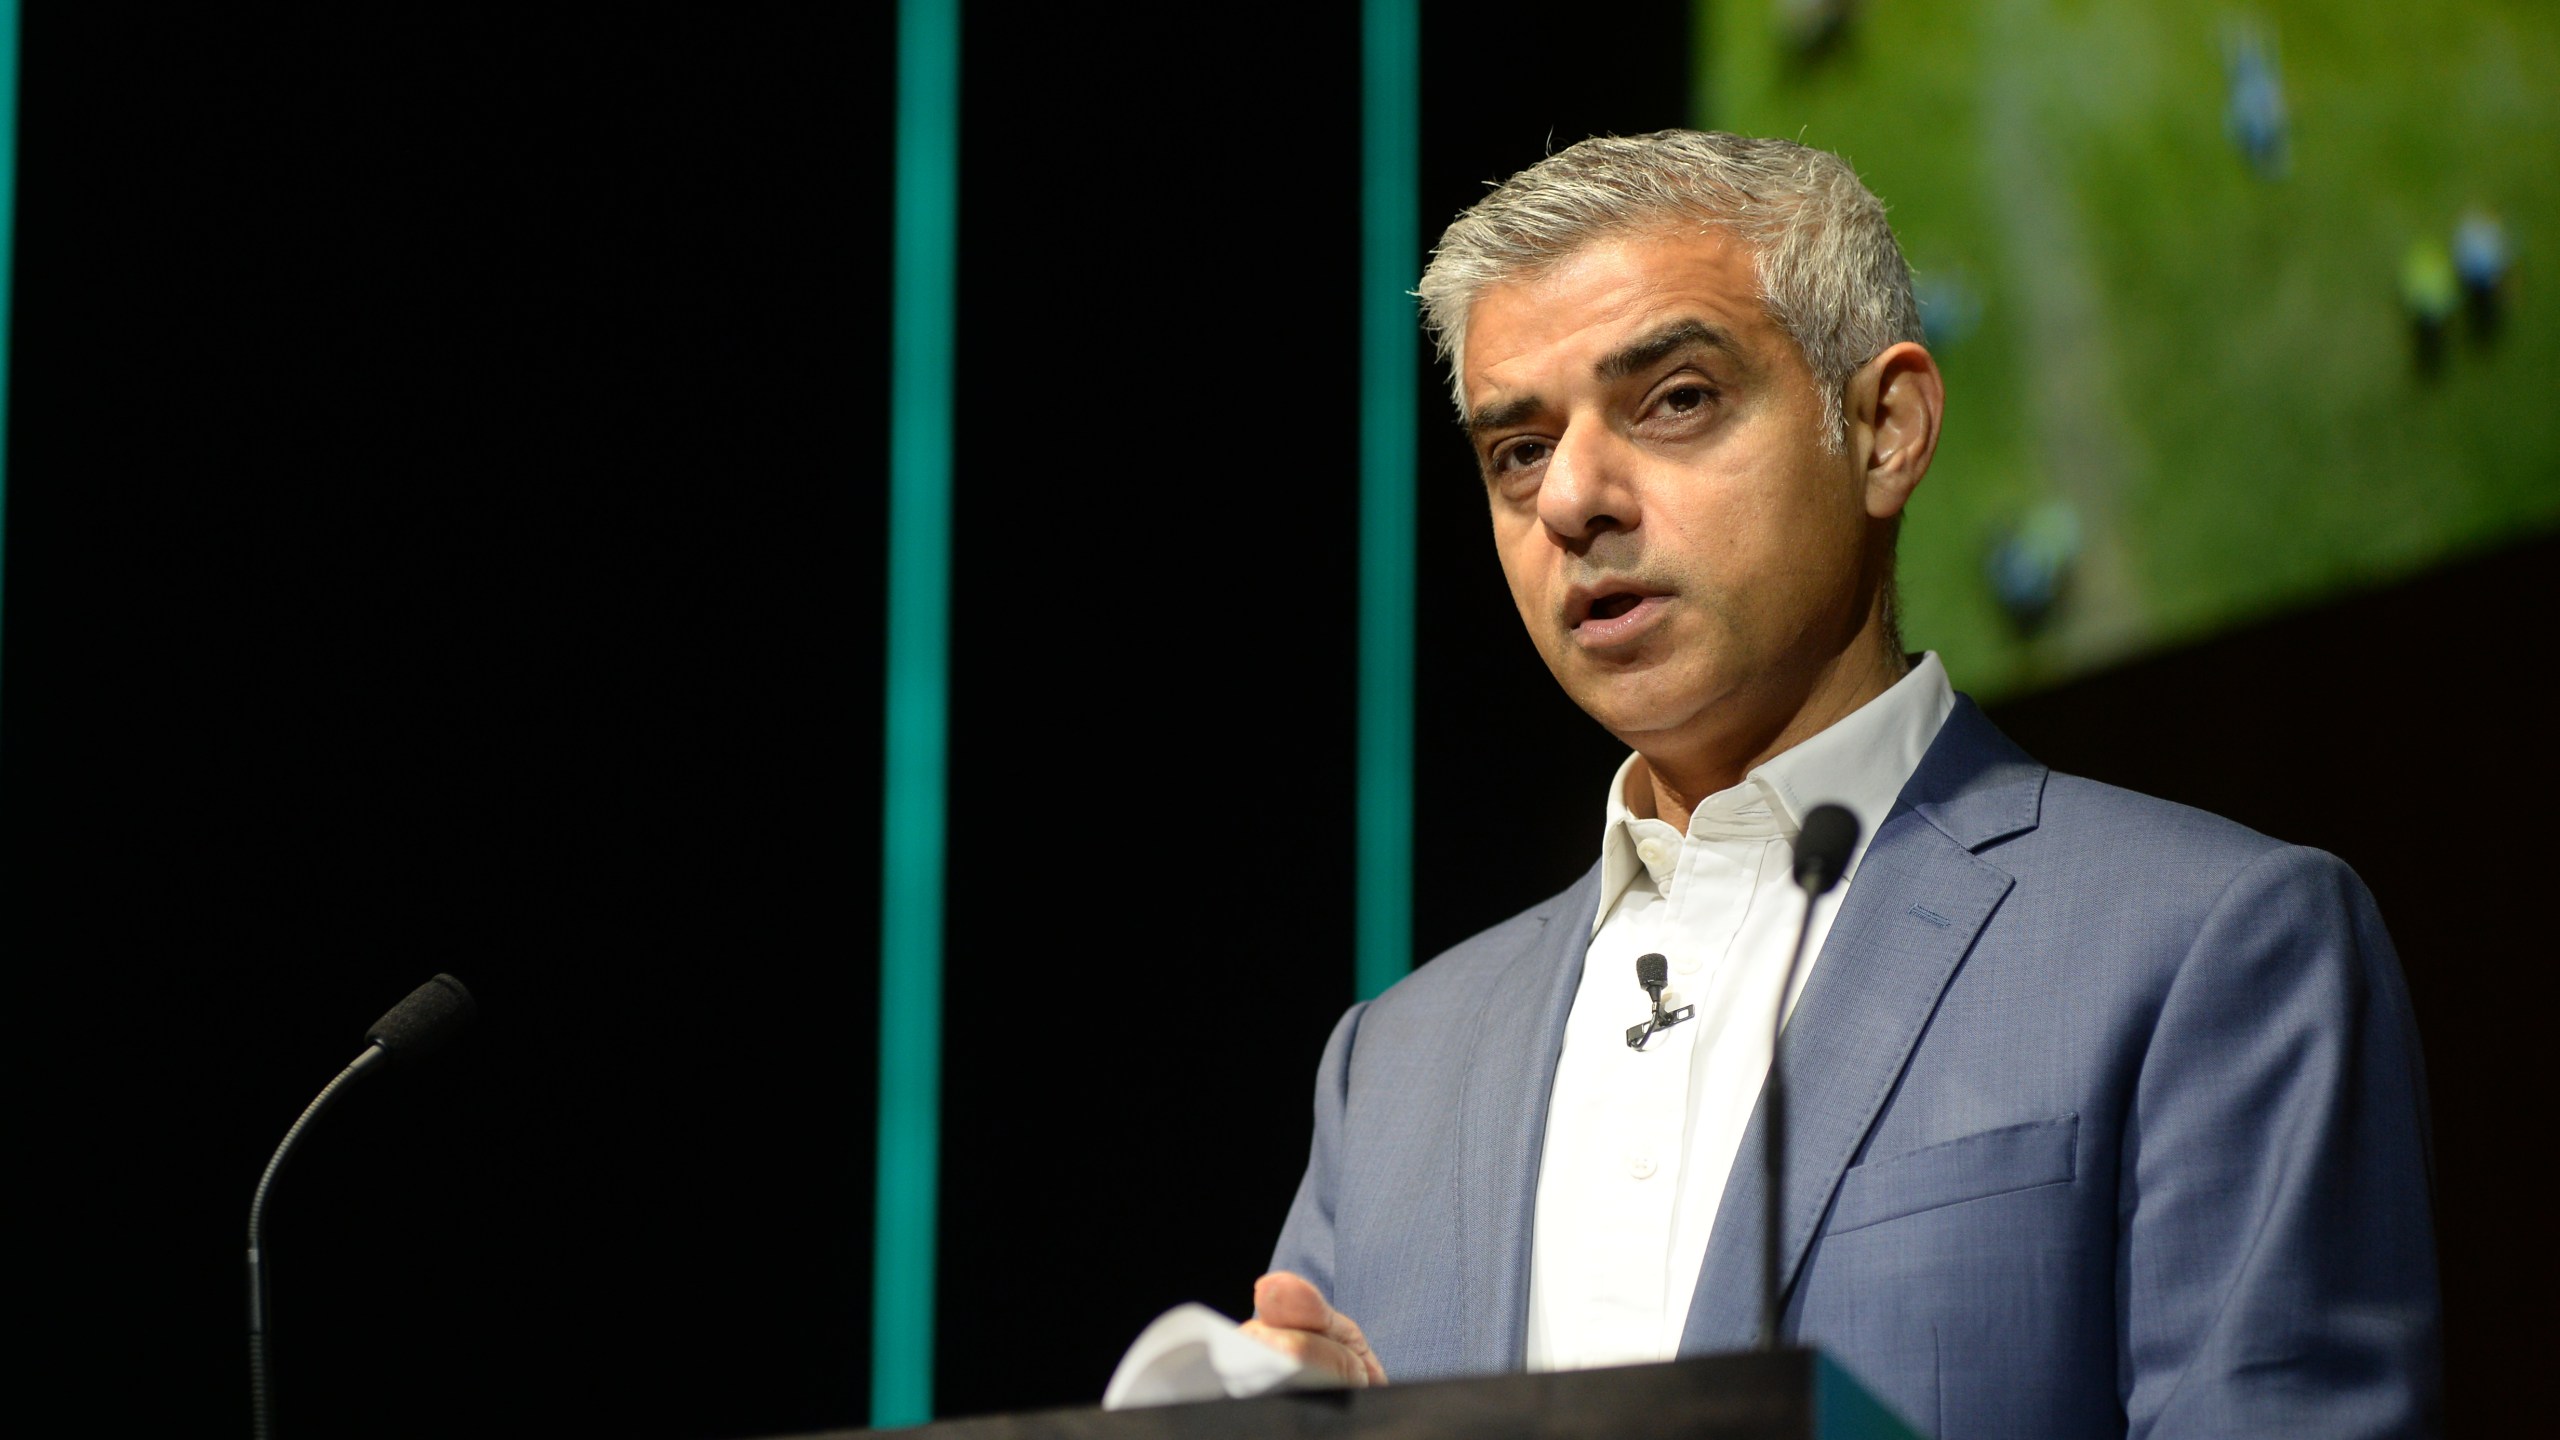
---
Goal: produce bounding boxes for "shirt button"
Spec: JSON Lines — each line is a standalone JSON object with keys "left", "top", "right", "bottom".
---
{"left": 1637, "top": 839, "right": 1667, "bottom": 867}
{"left": 1628, "top": 1152, "right": 1658, "bottom": 1179}
{"left": 1673, "top": 953, "right": 1702, "bottom": 974}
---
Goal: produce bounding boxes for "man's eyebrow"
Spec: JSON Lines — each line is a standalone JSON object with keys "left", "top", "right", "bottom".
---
{"left": 1596, "top": 318, "right": 1742, "bottom": 382}
{"left": 1464, "top": 319, "right": 1743, "bottom": 439}
{"left": 1464, "top": 394, "right": 1546, "bottom": 440}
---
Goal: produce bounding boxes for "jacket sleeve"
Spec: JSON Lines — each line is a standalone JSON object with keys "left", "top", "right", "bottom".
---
{"left": 1268, "top": 1001, "right": 1369, "bottom": 1303}
{"left": 2122, "top": 844, "right": 2440, "bottom": 1437}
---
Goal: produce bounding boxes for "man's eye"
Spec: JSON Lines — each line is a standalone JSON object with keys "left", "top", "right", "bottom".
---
{"left": 1660, "top": 384, "right": 1712, "bottom": 414}
{"left": 1495, "top": 440, "right": 1549, "bottom": 472}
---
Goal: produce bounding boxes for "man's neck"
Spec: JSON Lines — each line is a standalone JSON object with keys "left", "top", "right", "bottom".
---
{"left": 1629, "top": 642, "right": 1910, "bottom": 833}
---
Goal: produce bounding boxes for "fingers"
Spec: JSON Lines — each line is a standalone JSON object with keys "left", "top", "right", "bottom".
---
{"left": 1251, "top": 1271, "right": 1332, "bottom": 1331}
{"left": 1240, "top": 1318, "right": 1372, "bottom": 1387}
{"left": 1246, "top": 1272, "right": 1389, "bottom": 1387}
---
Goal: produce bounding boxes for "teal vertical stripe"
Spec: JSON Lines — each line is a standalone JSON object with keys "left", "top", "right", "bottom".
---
{"left": 875, "top": 0, "right": 958, "bottom": 1427}
{"left": 1357, "top": 0, "right": 1419, "bottom": 1002}
{"left": 0, "top": 0, "right": 19, "bottom": 712}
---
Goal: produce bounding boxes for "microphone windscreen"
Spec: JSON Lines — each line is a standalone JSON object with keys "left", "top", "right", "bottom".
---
{"left": 364, "top": 973, "right": 477, "bottom": 1064}
{"left": 1792, "top": 805, "right": 1862, "bottom": 896}
{"left": 1635, "top": 953, "right": 1669, "bottom": 991}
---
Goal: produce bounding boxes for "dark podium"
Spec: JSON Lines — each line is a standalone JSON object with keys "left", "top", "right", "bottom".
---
{"left": 821, "top": 1349, "right": 1920, "bottom": 1440}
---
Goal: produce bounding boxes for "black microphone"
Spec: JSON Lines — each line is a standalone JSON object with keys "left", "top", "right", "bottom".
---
{"left": 364, "top": 972, "right": 476, "bottom": 1064}
{"left": 1625, "top": 952, "right": 1696, "bottom": 1051}
{"left": 1792, "top": 805, "right": 1859, "bottom": 896}
{"left": 1763, "top": 805, "right": 1859, "bottom": 1350}
{"left": 247, "top": 975, "right": 476, "bottom": 1439}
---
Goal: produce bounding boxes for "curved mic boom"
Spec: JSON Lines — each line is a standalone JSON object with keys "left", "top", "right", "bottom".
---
{"left": 1763, "top": 807, "right": 1860, "bottom": 1350}
{"left": 247, "top": 974, "right": 475, "bottom": 1439}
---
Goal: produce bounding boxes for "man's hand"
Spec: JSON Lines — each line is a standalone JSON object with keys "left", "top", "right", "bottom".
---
{"left": 1239, "top": 1271, "right": 1388, "bottom": 1388}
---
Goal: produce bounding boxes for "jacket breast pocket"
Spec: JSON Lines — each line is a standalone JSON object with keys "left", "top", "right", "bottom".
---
{"left": 1825, "top": 1114, "right": 2079, "bottom": 1237}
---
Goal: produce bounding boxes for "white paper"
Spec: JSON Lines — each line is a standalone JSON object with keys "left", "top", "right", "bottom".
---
{"left": 1101, "top": 1303, "right": 1341, "bottom": 1410}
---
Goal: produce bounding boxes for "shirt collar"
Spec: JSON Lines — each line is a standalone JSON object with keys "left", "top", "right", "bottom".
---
{"left": 1594, "top": 653, "right": 1958, "bottom": 932}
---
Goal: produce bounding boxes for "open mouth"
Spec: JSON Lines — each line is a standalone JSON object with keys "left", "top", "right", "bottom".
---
{"left": 1569, "top": 587, "right": 1670, "bottom": 647}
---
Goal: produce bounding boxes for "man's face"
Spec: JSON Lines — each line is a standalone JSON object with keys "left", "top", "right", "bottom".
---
{"left": 1461, "top": 227, "right": 1886, "bottom": 757}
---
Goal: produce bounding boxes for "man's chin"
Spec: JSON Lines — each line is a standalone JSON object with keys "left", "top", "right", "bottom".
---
{"left": 1558, "top": 680, "right": 1706, "bottom": 746}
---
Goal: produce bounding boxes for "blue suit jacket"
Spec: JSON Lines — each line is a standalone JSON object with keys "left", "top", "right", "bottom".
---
{"left": 1271, "top": 700, "right": 2438, "bottom": 1438}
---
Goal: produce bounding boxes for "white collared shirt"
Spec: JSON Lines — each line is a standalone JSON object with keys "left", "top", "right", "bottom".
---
{"left": 1523, "top": 654, "right": 1956, "bottom": 1371}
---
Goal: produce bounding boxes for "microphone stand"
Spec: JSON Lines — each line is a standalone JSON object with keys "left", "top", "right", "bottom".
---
{"left": 244, "top": 973, "right": 473, "bottom": 1439}
{"left": 1762, "top": 804, "right": 1857, "bottom": 1351}
{"left": 1760, "top": 890, "right": 1818, "bottom": 1351}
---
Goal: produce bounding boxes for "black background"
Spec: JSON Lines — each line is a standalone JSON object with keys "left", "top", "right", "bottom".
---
{"left": 4, "top": 5, "right": 2545, "bottom": 1437}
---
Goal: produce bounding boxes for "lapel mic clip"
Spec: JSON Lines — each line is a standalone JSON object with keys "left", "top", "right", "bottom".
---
{"left": 1624, "top": 952, "right": 1695, "bottom": 1050}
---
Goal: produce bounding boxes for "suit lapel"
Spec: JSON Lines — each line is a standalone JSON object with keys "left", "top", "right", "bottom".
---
{"left": 1453, "top": 862, "right": 1603, "bottom": 1374}
{"left": 1681, "top": 699, "right": 2045, "bottom": 1352}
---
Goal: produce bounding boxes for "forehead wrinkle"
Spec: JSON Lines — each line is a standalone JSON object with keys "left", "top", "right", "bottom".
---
{"left": 1460, "top": 240, "right": 1763, "bottom": 432}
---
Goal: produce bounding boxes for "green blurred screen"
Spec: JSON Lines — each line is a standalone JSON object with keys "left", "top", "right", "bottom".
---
{"left": 1700, "top": 0, "right": 2558, "bottom": 698}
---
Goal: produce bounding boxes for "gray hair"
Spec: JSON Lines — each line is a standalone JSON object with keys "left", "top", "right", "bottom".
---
{"left": 1417, "top": 130, "right": 1922, "bottom": 449}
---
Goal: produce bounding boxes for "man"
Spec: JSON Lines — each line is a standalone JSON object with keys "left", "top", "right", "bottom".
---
{"left": 1241, "top": 132, "right": 2437, "bottom": 1437}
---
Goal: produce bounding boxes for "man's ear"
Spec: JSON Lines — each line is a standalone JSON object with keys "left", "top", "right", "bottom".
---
{"left": 1851, "top": 341, "right": 1943, "bottom": 521}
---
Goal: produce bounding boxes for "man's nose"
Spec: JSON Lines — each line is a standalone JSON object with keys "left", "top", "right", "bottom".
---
{"left": 1537, "top": 426, "right": 1639, "bottom": 547}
